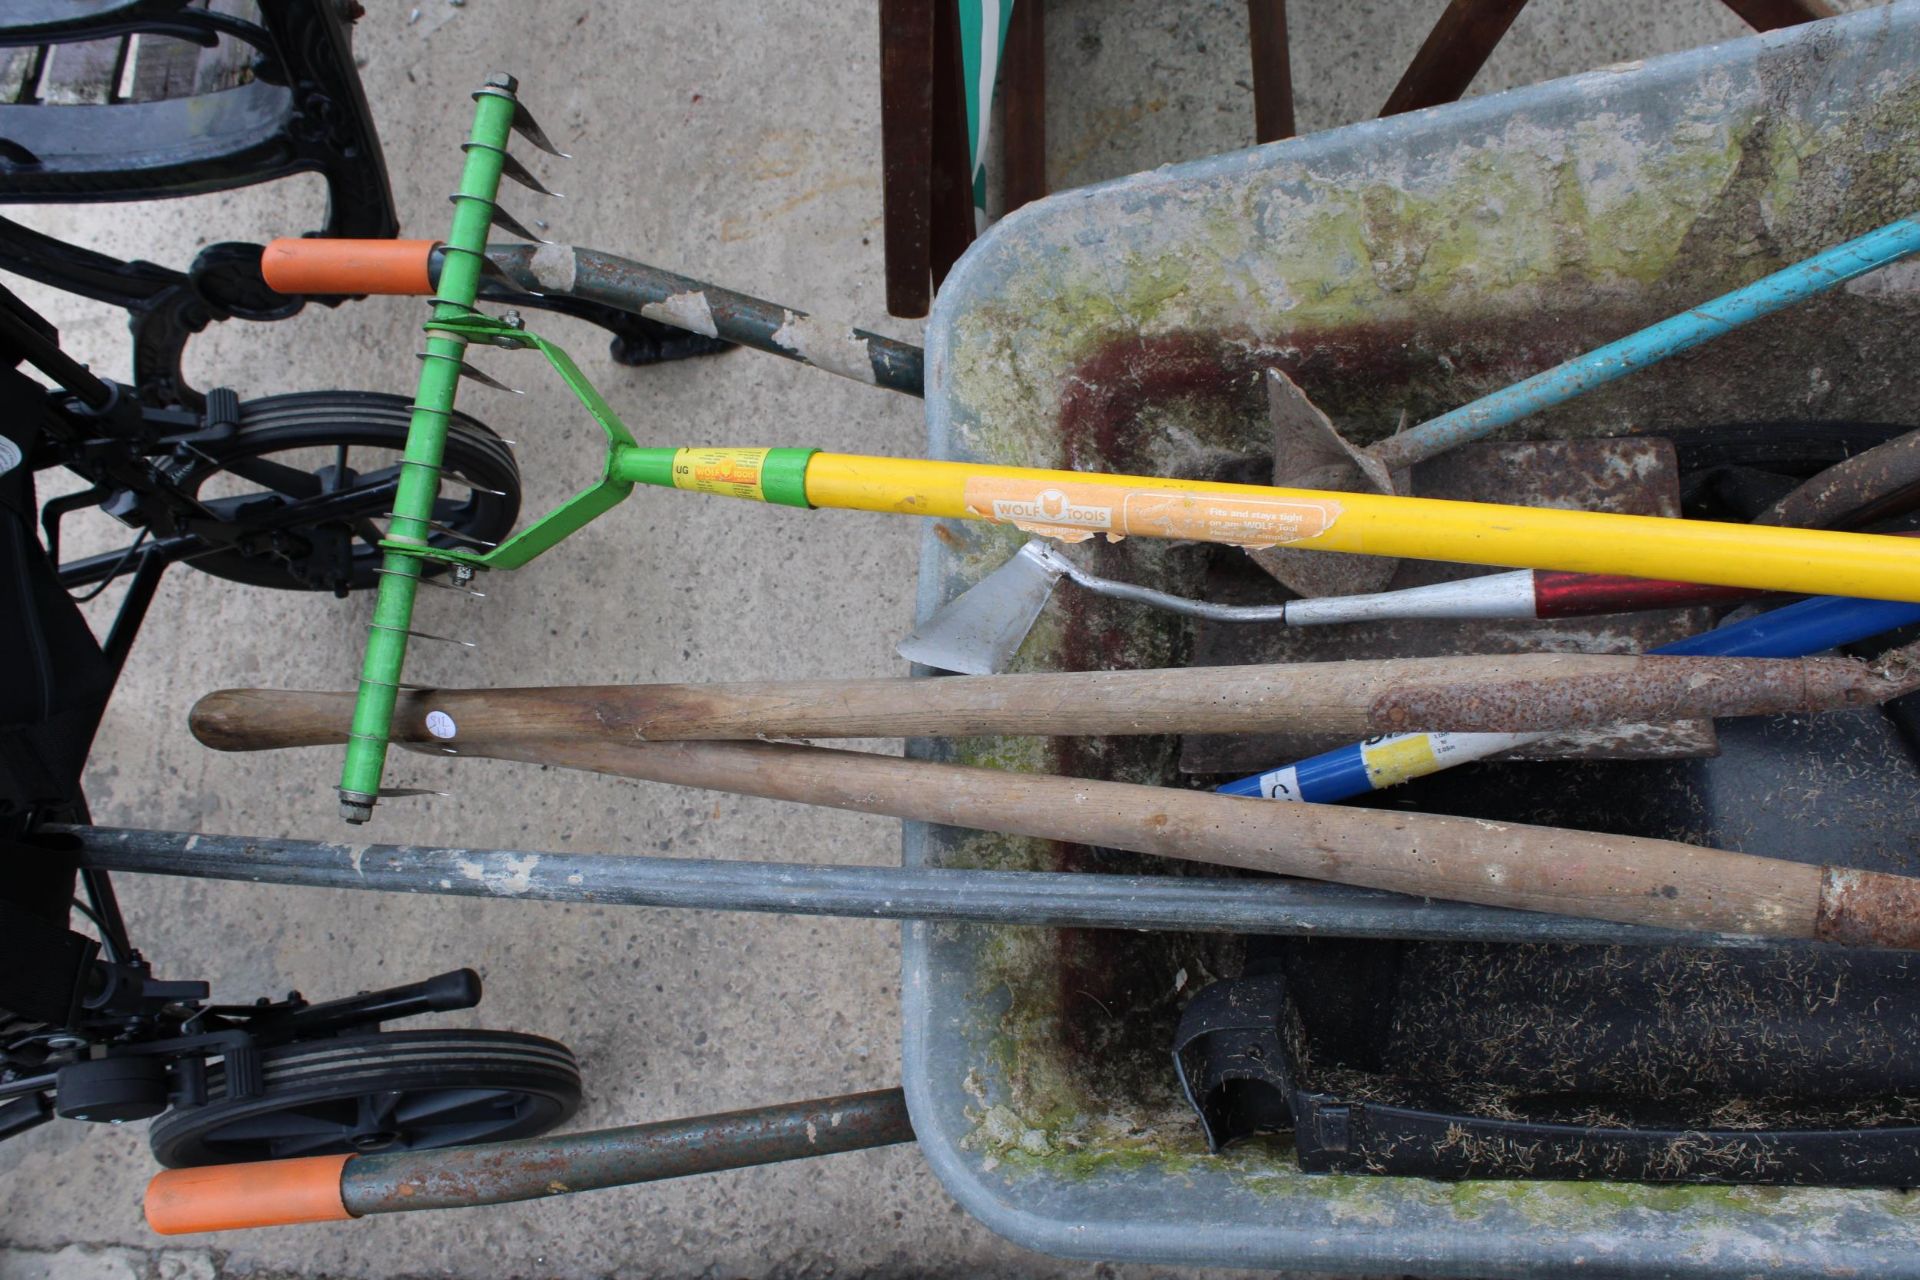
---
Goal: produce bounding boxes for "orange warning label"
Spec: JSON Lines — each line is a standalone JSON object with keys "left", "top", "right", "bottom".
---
{"left": 670, "top": 447, "right": 770, "bottom": 501}
{"left": 961, "top": 477, "right": 1340, "bottom": 548}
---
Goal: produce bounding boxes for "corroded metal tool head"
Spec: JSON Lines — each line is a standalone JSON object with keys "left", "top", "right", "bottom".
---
{"left": 1248, "top": 368, "right": 1403, "bottom": 598}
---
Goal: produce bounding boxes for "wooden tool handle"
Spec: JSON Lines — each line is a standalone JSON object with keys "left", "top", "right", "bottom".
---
{"left": 479, "top": 736, "right": 1920, "bottom": 948}
{"left": 191, "top": 689, "right": 359, "bottom": 752}
{"left": 188, "top": 689, "right": 1920, "bottom": 945}
{"left": 188, "top": 649, "right": 1915, "bottom": 752}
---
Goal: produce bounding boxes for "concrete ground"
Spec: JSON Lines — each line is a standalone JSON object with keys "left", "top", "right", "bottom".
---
{"left": 0, "top": 1, "right": 1864, "bottom": 1276}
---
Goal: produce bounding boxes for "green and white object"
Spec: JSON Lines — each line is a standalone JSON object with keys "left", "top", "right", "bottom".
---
{"left": 958, "top": 0, "right": 1016, "bottom": 228}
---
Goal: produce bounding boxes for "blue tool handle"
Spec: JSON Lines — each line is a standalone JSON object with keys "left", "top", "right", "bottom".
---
{"left": 1222, "top": 592, "right": 1920, "bottom": 804}
{"left": 1653, "top": 593, "right": 1920, "bottom": 658}
{"left": 1217, "top": 742, "right": 1390, "bottom": 801}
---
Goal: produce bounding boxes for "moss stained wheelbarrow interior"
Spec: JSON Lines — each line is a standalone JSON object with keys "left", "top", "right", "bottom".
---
{"left": 902, "top": 6, "right": 1920, "bottom": 1275}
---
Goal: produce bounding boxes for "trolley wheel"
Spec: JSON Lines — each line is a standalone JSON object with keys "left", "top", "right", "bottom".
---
{"left": 147, "top": 1029, "right": 581, "bottom": 1168}
{"left": 172, "top": 390, "right": 521, "bottom": 592}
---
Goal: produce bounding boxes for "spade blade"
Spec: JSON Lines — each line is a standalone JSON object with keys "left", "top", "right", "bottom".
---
{"left": 896, "top": 540, "right": 1069, "bottom": 675}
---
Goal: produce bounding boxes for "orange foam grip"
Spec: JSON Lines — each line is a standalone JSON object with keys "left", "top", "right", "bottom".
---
{"left": 145, "top": 1154, "right": 354, "bottom": 1234}
{"left": 261, "top": 238, "right": 437, "bottom": 296}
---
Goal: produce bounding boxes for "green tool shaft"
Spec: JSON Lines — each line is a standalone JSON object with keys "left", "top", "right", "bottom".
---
{"left": 338, "top": 86, "right": 516, "bottom": 819}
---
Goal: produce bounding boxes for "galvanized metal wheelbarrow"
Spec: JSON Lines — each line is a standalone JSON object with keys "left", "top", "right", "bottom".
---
{"left": 903, "top": 6, "right": 1920, "bottom": 1275}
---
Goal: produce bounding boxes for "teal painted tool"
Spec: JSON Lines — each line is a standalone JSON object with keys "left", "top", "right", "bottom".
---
{"left": 1370, "top": 215, "right": 1920, "bottom": 470}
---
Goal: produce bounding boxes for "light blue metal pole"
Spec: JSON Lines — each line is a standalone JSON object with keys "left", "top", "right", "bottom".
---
{"left": 1370, "top": 216, "right": 1920, "bottom": 470}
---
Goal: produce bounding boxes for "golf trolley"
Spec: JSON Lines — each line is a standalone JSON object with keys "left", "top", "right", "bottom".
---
{"left": 0, "top": 0, "right": 744, "bottom": 1168}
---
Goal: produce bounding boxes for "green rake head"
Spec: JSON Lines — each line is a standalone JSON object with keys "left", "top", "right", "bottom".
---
{"left": 336, "top": 75, "right": 569, "bottom": 825}
{"left": 336, "top": 78, "right": 805, "bottom": 825}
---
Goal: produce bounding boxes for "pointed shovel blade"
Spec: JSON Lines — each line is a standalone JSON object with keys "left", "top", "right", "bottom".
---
{"left": 897, "top": 540, "right": 1069, "bottom": 675}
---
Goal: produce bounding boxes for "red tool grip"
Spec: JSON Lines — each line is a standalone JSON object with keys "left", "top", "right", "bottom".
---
{"left": 1532, "top": 572, "right": 1759, "bottom": 618}
{"left": 1534, "top": 530, "right": 1920, "bottom": 617}
{"left": 145, "top": 1153, "right": 354, "bottom": 1234}
{"left": 261, "top": 238, "right": 437, "bottom": 296}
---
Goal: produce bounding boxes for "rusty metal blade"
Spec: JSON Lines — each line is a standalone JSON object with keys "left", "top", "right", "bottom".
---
{"left": 1256, "top": 368, "right": 1402, "bottom": 597}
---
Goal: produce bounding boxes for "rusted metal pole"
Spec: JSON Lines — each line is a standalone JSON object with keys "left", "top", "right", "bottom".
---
{"left": 342, "top": 1089, "right": 913, "bottom": 1215}
{"left": 477, "top": 244, "right": 924, "bottom": 395}
{"left": 1760, "top": 428, "right": 1920, "bottom": 532}
{"left": 145, "top": 1089, "right": 915, "bottom": 1230}
{"left": 1380, "top": 0, "right": 1530, "bottom": 118}
{"left": 878, "top": 0, "right": 935, "bottom": 318}
{"left": 1247, "top": 0, "right": 1296, "bottom": 142}
{"left": 1718, "top": 0, "right": 1837, "bottom": 30}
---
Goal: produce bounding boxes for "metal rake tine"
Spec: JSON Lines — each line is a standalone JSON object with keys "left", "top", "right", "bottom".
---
{"left": 420, "top": 297, "right": 480, "bottom": 321}
{"left": 416, "top": 351, "right": 523, "bottom": 394}
{"left": 455, "top": 361, "right": 522, "bottom": 394}
{"left": 431, "top": 525, "right": 498, "bottom": 549}
{"left": 474, "top": 253, "right": 535, "bottom": 293}
{"left": 437, "top": 471, "right": 512, "bottom": 499}
{"left": 367, "top": 623, "right": 477, "bottom": 649}
{"left": 381, "top": 513, "right": 499, "bottom": 549}
{"left": 497, "top": 149, "right": 562, "bottom": 198}
{"left": 460, "top": 140, "right": 561, "bottom": 197}
{"left": 488, "top": 202, "right": 551, "bottom": 244}
{"left": 511, "top": 99, "right": 571, "bottom": 158}
{"left": 443, "top": 195, "right": 550, "bottom": 244}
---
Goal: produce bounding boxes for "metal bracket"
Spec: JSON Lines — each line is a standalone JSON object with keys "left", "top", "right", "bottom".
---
{"left": 379, "top": 312, "right": 638, "bottom": 572}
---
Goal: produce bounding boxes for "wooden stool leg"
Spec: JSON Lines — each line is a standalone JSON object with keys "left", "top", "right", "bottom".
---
{"left": 1002, "top": 0, "right": 1047, "bottom": 214}
{"left": 1717, "top": 0, "right": 1837, "bottom": 30}
{"left": 929, "top": 0, "right": 978, "bottom": 294}
{"left": 1381, "top": 0, "right": 1530, "bottom": 118}
{"left": 1247, "top": 1, "right": 1295, "bottom": 143}
{"left": 879, "top": 0, "right": 935, "bottom": 319}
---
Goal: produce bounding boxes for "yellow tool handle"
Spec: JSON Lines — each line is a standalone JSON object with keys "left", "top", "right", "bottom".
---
{"left": 796, "top": 453, "right": 1920, "bottom": 603}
